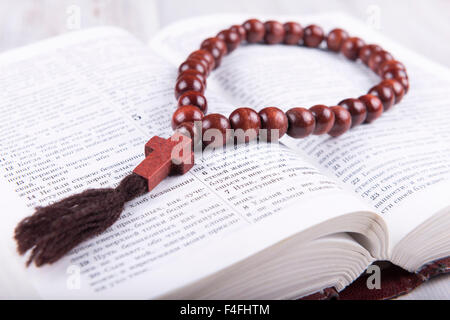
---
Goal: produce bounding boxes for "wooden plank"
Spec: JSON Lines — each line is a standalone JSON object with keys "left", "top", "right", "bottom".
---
{"left": 1, "top": 0, "right": 449, "bottom": 68}
{"left": 0, "top": 0, "right": 160, "bottom": 51}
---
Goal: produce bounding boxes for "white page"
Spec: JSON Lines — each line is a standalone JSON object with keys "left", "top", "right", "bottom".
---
{"left": 151, "top": 12, "right": 450, "bottom": 249}
{"left": 0, "top": 26, "right": 372, "bottom": 299}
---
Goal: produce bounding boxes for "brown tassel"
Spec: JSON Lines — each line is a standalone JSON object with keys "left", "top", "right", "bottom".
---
{"left": 14, "top": 173, "right": 148, "bottom": 267}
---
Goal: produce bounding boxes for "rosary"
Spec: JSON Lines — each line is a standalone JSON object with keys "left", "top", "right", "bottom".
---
{"left": 15, "top": 19, "right": 409, "bottom": 267}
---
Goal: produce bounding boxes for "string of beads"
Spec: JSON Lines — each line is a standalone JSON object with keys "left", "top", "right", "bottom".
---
{"left": 13, "top": 18, "right": 411, "bottom": 267}
{"left": 172, "top": 19, "right": 409, "bottom": 146}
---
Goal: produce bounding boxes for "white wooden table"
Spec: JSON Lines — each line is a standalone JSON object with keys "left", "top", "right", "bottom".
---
{"left": 1, "top": 0, "right": 449, "bottom": 67}
{"left": 0, "top": 0, "right": 448, "bottom": 300}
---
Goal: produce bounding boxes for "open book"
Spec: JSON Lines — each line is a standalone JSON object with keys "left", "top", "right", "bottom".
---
{"left": 0, "top": 12, "right": 449, "bottom": 299}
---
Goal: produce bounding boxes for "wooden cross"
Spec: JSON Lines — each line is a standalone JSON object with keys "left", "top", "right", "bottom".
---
{"left": 133, "top": 132, "right": 194, "bottom": 192}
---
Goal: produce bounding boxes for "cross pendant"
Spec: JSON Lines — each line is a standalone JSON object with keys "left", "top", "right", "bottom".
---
{"left": 133, "top": 132, "right": 194, "bottom": 192}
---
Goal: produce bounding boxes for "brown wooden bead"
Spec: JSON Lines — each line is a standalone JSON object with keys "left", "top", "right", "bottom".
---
{"left": 201, "top": 37, "right": 228, "bottom": 68}
{"left": 186, "top": 55, "right": 212, "bottom": 74}
{"left": 358, "top": 94, "right": 384, "bottom": 123}
{"left": 178, "top": 58, "right": 209, "bottom": 76}
{"left": 329, "top": 106, "right": 352, "bottom": 137}
{"left": 326, "top": 28, "right": 349, "bottom": 52}
{"left": 229, "top": 108, "right": 261, "bottom": 143}
{"left": 175, "top": 122, "right": 201, "bottom": 146}
{"left": 381, "top": 67, "right": 408, "bottom": 80}
{"left": 380, "top": 79, "right": 405, "bottom": 103}
{"left": 303, "top": 24, "right": 324, "bottom": 48}
{"left": 177, "top": 69, "right": 207, "bottom": 87}
{"left": 264, "top": 20, "right": 285, "bottom": 44}
{"left": 309, "top": 105, "right": 335, "bottom": 135}
{"left": 178, "top": 91, "right": 208, "bottom": 113}
{"left": 395, "top": 77, "right": 410, "bottom": 93}
{"left": 368, "top": 83, "right": 395, "bottom": 111}
{"left": 243, "top": 19, "right": 265, "bottom": 43}
{"left": 201, "top": 37, "right": 227, "bottom": 56}
{"left": 286, "top": 108, "right": 316, "bottom": 138}
{"left": 217, "top": 29, "right": 241, "bottom": 52}
{"left": 358, "top": 44, "right": 382, "bottom": 65}
{"left": 171, "top": 105, "right": 204, "bottom": 130}
{"left": 216, "top": 30, "right": 227, "bottom": 40}
{"left": 230, "top": 25, "right": 246, "bottom": 41}
{"left": 378, "top": 60, "right": 406, "bottom": 75}
{"left": 202, "top": 113, "right": 232, "bottom": 147}
{"left": 189, "top": 49, "right": 215, "bottom": 71}
{"left": 258, "top": 107, "right": 288, "bottom": 142}
{"left": 368, "top": 50, "right": 394, "bottom": 74}
{"left": 341, "top": 37, "right": 365, "bottom": 61}
{"left": 283, "top": 22, "right": 303, "bottom": 45}
{"left": 175, "top": 75, "right": 204, "bottom": 99}
{"left": 338, "top": 98, "right": 367, "bottom": 127}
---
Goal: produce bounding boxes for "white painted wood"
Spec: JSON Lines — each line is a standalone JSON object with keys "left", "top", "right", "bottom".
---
{"left": 0, "top": 0, "right": 448, "bottom": 299}
{"left": 0, "top": 0, "right": 160, "bottom": 51}
{"left": 0, "top": 0, "right": 449, "bottom": 66}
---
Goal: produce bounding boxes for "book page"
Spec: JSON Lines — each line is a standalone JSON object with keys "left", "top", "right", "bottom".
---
{"left": 0, "top": 26, "right": 372, "bottom": 299}
{"left": 151, "top": 12, "right": 450, "bottom": 249}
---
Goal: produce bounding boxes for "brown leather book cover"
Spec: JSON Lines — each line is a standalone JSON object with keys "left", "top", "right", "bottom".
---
{"left": 301, "top": 257, "right": 450, "bottom": 300}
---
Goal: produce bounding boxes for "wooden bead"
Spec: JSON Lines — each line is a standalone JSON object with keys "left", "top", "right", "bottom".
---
{"left": 395, "top": 77, "right": 410, "bottom": 93}
{"left": 230, "top": 25, "right": 246, "bottom": 41}
{"left": 175, "top": 122, "right": 201, "bottom": 146}
{"left": 368, "top": 83, "right": 395, "bottom": 111}
{"left": 338, "top": 98, "right": 367, "bottom": 127}
{"left": 201, "top": 37, "right": 227, "bottom": 57}
{"left": 283, "top": 22, "right": 303, "bottom": 45}
{"left": 368, "top": 50, "right": 394, "bottom": 74}
{"left": 341, "top": 37, "right": 365, "bottom": 61}
{"left": 326, "top": 28, "right": 349, "bottom": 52}
{"left": 229, "top": 108, "right": 261, "bottom": 143}
{"left": 286, "top": 108, "right": 316, "bottom": 138}
{"left": 309, "top": 105, "right": 335, "bottom": 135}
{"left": 358, "top": 44, "right": 382, "bottom": 65}
{"left": 201, "top": 37, "right": 228, "bottom": 68}
{"left": 259, "top": 107, "right": 288, "bottom": 142}
{"left": 177, "top": 69, "right": 206, "bottom": 87}
{"left": 379, "top": 79, "right": 405, "bottom": 104}
{"left": 243, "top": 19, "right": 265, "bottom": 43}
{"left": 217, "top": 29, "right": 241, "bottom": 52}
{"left": 189, "top": 49, "right": 215, "bottom": 71}
{"left": 202, "top": 113, "right": 232, "bottom": 147}
{"left": 171, "top": 105, "right": 204, "bottom": 130}
{"left": 178, "top": 91, "right": 208, "bottom": 113}
{"left": 175, "top": 75, "right": 204, "bottom": 99}
{"left": 178, "top": 58, "right": 209, "bottom": 76}
{"left": 378, "top": 60, "right": 406, "bottom": 75}
{"left": 186, "top": 55, "right": 212, "bottom": 74}
{"left": 358, "top": 94, "right": 383, "bottom": 123}
{"left": 264, "top": 20, "right": 285, "bottom": 44}
{"left": 303, "top": 24, "right": 324, "bottom": 48}
{"left": 381, "top": 67, "right": 408, "bottom": 80}
{"left": 329, "top": 106, "right": 352, "bottom": 137}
